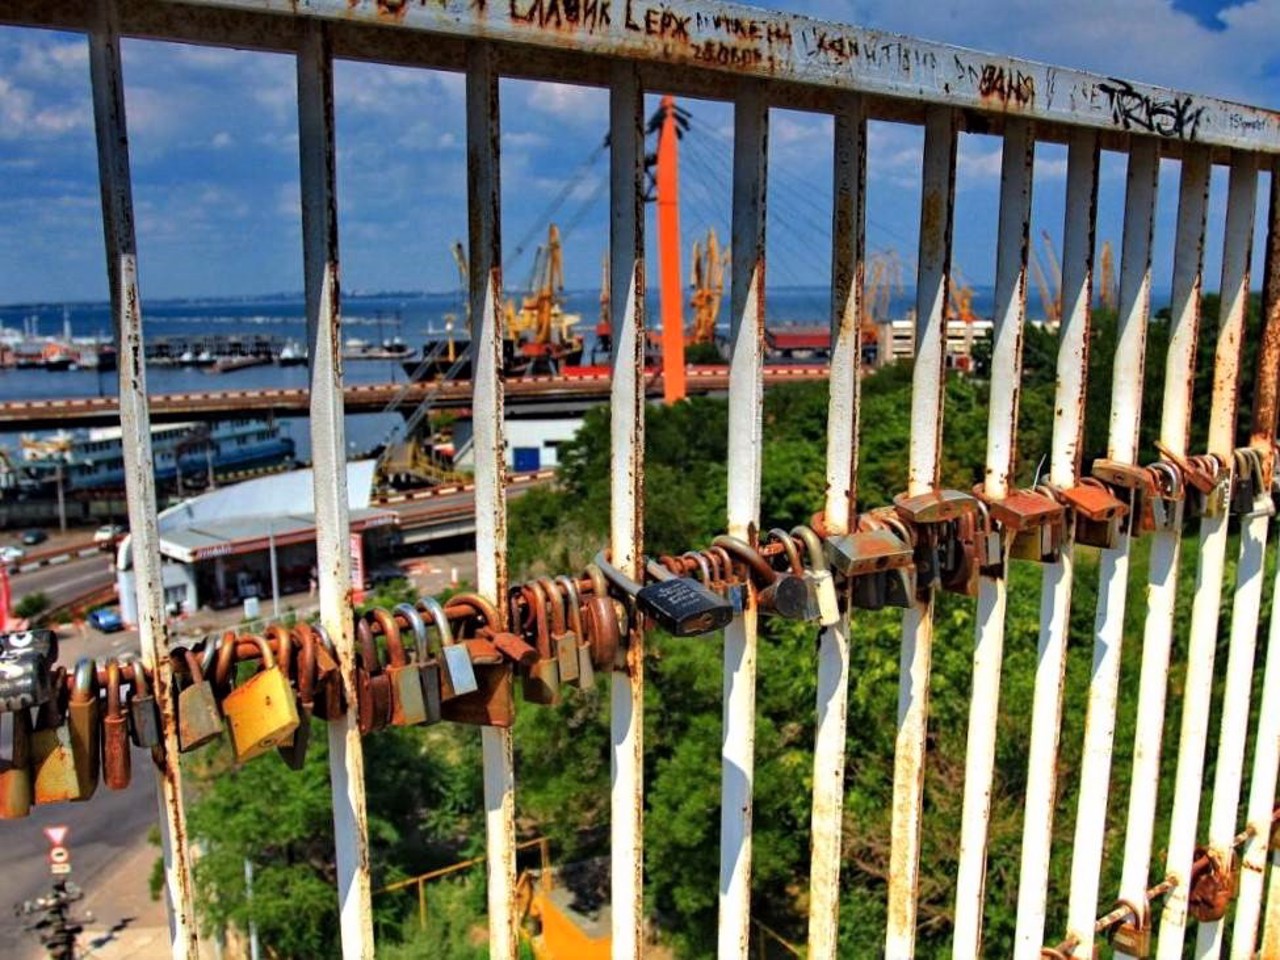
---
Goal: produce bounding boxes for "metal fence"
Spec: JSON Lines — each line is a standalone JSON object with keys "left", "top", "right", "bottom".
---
{"left": 3, "top": 0, "right": 1279, "bottom": 957}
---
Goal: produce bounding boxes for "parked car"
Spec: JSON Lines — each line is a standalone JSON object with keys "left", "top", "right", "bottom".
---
{"left": 365, "top": 565, "right": 407, "bottom": 589}
{"left": 0, "top": 546, "right": 25, "bottom": 567}
{"left": 20, "top": 529, "right": 48, "bottom": 546}
{"left": 87, "top": 608, "right": 124, "bottom": 633}
{"left": 94, "top": 524, "right": 125, "bottom": 548}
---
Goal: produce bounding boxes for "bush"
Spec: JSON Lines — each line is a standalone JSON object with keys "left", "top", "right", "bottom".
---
{"left": 14, "top": 592, "right": 49, "bottom": 619}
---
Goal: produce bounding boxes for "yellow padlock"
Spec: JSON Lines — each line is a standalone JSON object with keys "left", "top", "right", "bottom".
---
{"left": 223, "top": 635, "right": 300, "bottom": 763}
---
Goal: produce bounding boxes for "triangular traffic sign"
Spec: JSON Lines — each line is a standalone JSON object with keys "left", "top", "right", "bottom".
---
{"left": 43, "top": 826, "right": 68, "bottom": 846}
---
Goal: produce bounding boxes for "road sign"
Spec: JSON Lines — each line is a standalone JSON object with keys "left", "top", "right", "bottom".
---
{"left": 45, "top": 825, "right": 71, "bottom": 874}
{"left": 43, "top": 826, "right": 68, "bottom": 846}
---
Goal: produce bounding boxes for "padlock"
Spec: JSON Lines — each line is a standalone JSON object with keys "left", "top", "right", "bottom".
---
{"left": 537, "top": 578, "right": 580, "bottom": 686}
{"left": 707, "top": 545, "right": 746, "bottom": 615}
{"left": 305, "top": 623, "right": 346, "bottom": 721}
{"left": 767, "top": 528, "right": 825, "bottom": 621}
{"left": 1092, "top": 458, "right": 1155, "bottom": 537}
{"left": 66, "top": 658, "right": 99, "bottom": 802}
{"left": 0, "top": 709, "right": 33, "bottom": 818}
{"left": 393, "top": 603, "right": 442, "bottom": 726}
{"left": 1231, "top": 448, "right": 1273, "bottom": 517}
{"left": 223, "top": 635, "right": 300, "bottom": 762}
{"left": 938, "top": 512, "right": 982, "bottom": 597}
{"left": 355, "top": 618, "right": 392, "bottom": 735}
{"left": 790, "top": 525, "right": 841, "bottom": 626}
{"left": 422, "top": 595, "right": 480, "bottom": 699}
{"left": 278, "top": 625, "right": 315, "bottom": 769}
{"left": 442, "top": 634, "right": 516, "bottom": 728}
{"left": 178, "top": 646, "right": 224, "bottom": 752}
{"left": 1060, "top": 478, "right": 1128, "bottom": 549}
{"left": 976, "top": 483, "right": 1064, "bottom": 565}
{"left": 368, "top": 607, "right": 427, "bottom": 727}
{"left": 713, "top": 534, "right": 813, "bottom": 621}
{"left": 556, "top": 575, "right": 595, "bottom": 690}
{"left": 893, "top": 488, "right": 978, "bottom": 595}
{"left": 1143, "top": 461, "right": 1184, "bottom": 532}
{"left": 127, "top": 659, "right": 161, "bottom": 750}
{"left": 581, "top": 592, "right": 623, "bottom": 674}
{"left": 824, "top": 525, "right": 915, "bottom": 578}
{"left": 519, "top": 584, "right": 561, "bottom": 707}
{"left": 1193, "top": 457, "right": 1230, "bottom": 519}
{"left": 33, "top": 668, "right": 84, "bottom": 805}
{"left": 596, "top": 549, "right": 733, "bottom": 637}
{"left": 1109, "top": 897, "right": 1151, "bottom": 958}
{"left": 1188, "top": 847, "right": 1235, "bottom": 922}
{"left": 0, "top": 651, "right": 52, "bottom": 713}
{"left": 102, "top": 659, "right": 131, "bottom": 791}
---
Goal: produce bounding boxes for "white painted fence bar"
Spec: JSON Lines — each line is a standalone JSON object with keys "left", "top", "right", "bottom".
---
{"left": 1232, "top": 162, "right": 1280, "bottom": 960}
{"left": 1065, "top": 136, "right": 1159, "bottom": 960}
{"left": 806, "top": 92, "right": 865, "bottom": 959}
{"left": 296, "top": 22, "right": 376, "bottom": 958}
{"left": 465, "top": 42, "right": 519, "bottom": 960}
{"left": 88, "top": 0, "right": 200, "bottom": 953}
{"left": 887, "top": 103, "right": 955, "bottom": 959}
{"left": 951, "top": 117, "right": 1033, "bottom": 960}
{"left": 1156, "top": 152, "right": 1259, "bottom": 960}
{"left": 5, "top": 2, "right": 1280, "bottom": 957}
{"left": 607, "top": 62, "right": 647, "bottom": 960}
{"left": 1195, "top": 153, "right": 1262, "bottom": 959}
{"left": 718, "top": 81, "right": 767, "bottom": 960}
{"left": 1114, "top": 147, "right": 1210, "bottom": 960}
{"left": 1012, "top": 128, "right": 1099, "bottom": 960}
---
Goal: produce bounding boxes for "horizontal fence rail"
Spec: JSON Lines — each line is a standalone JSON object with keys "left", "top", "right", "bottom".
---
{"left": 2, "top": 1, "right": 1280, "bottom": 958}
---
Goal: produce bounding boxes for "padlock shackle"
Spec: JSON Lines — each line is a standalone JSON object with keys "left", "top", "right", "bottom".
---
{"left": 105, "top": 659, "right": 123, "bottom": 719}
{"left": 294, "top": 625, "right": 316, "bottom": 704}
{"left": 706, "top": 546, "right": 733, "bottom": 585}
{"left": 393, "top": 603, "right": 429, "bottom": 660}
{"left": 583, "top": 563, "right": 610, "bottom": 602}
{"left": 355, "top": 619, "right": 379, "bottom": 675}
{"left": 520, "top": 584, "right": 554, "bottom": 660}
{"left": 365, "top": 608, "right": 408, "bottom": 668}
{"left": 767, "top": 528, "right": 804, "bottom": 575}
{"left": 789, "top": 525, "right": 827, "bottom": 573}
{"left": 419, "top": 596, "right": 457, "bottom": 654}
{"left": 215, "top": 630, "right": 237, "bottom": 690}
{"left": 535, "top": 578, "right": 567, "bottom": 634}
{"left": 441, "top": 593, "right": 502, "bottom": 632}
{"left": 711, "top": 535, "right": 777, "bottom": 587}
{"left": 555, "top": 576, "right": 584, "bottom": 638}
{"left": 265, "top": 623, "right": 293, "bottom": 675}
{"left": 643, "top": 557, "right": 677, "bottom": 584}
{"left": 595, "top": 549, "right": 645, "bottom": 597}
{"left": 681, "top": 551, "right": 713, "bottom": 585}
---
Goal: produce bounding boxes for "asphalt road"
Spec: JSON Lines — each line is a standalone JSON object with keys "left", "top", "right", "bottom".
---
{"left": 10, "top": 554, "right": 115, "bottom": 613}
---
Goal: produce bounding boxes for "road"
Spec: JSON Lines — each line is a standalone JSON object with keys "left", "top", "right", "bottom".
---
{"left": 10, "top": 554, "right": 115, "bottom": 614}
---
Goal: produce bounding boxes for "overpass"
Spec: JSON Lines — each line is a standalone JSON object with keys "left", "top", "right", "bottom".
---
{"left": 0, "top": 366, "right": 831, "bottom": 430}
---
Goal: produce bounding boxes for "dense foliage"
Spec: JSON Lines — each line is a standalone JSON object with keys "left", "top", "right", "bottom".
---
{"left": 185, "top": 294, "right": 1269, "bottom": 956}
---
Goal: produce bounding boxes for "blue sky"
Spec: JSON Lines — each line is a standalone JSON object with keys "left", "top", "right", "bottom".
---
{"left": 0, "top": 0, "right": 1276, "bottom": 306}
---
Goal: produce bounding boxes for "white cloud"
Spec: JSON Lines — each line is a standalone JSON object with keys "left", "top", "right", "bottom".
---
{"left": 524, "top": 81, "right": 607, "bottom": 126}
{"left": 211, "top": 131, "right": 233, "bottom": 149}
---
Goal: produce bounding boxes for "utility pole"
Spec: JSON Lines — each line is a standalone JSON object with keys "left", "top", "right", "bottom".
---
{"left": 54, "top": 464, "right": 66, "bottom": 535}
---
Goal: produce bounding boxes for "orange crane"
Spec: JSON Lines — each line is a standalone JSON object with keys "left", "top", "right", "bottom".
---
{"left": 1031, "top": 230, "right": 1063, "bottom": 326}
{"left": 654, "top": 95, "right": 686, "bottom": 402}
{"left": 945, "top": 266, "right": 979, "bottom": 371}
{"left": 689, "top": 227, "right": 728, "bottom": 346}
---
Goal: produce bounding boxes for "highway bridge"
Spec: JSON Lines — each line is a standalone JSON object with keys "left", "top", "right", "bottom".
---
{"left": 0, "top": 366, "right": 831, "bottom": 430}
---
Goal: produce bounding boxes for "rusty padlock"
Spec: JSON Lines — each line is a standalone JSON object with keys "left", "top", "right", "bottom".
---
{"left": 538, "top": 577, "right": 580, "bottom": 686}
{"left": 440, "top": 594, "right": 517, "bottom": 728}
{"left": 714, "top": 534, "right": 814, "bottom": 621}
{"left": 179, "top": 645, "right": 224, "bottom": 752}
{"left": 128, "top": 659, "right": 161, "bottom": 750}
{"left": 355, "top": 618, "right": 392, "bottom": 735}
{"left": 1059, "top": 478, "right": 1128, "bottom": 549}
{"left": 1143, "top": 461, "right": 1184, "bottom": 532}
{"left": 1092, "top": 457, "right": 1155, "bottom": 537}
{"left": 1188, "top": 847, "right": 1235, "bottom": 922}
{"left": 977, "top": 483, "right": 1065, "bottom": 564}
{"left": 304, "top": 622, "right": 346, "bottom": 721}
{"left": 102, "top": 659, "right": 131, "bottom": 791}
{"left": 893, "top": 488, "right": 978, "bottom": 593}
{"left": 1109, "top": 896, "right": 1151, "bottom": 958}
{"left": 367, "top": 608, "right": 427, "bottom": 727}
{"left": 556, "top": 575, "right": 595, "bottom": 691}
{"left": 0, "top": 708, "right": 33, "bottom": 818}
{"left": 278, "top": 625, "right": 315, "bottom": 769}
{"left": 66, "top": 658, "right": 99, "bottom": 802}
{"left": 519, "top": 584, "right": 561, "bottom": 707}
{"left": 419, "top": 595, "right": 477, "bottom": 703}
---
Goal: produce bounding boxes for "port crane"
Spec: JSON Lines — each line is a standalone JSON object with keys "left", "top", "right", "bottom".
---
{"left": 688, "top": 228, "right": 728, "bottom": 347}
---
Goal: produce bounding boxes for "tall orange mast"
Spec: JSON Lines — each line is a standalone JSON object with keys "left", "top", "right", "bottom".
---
{"left": 656, "top": 95, "right": 686, "bottom": 403}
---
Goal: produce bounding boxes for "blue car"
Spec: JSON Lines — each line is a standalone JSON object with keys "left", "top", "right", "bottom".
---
{"left": 87, "top": 608, "right": 124, "bottom": 633}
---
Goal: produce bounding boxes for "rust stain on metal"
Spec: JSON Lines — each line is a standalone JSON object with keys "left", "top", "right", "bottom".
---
{"left": 1249, "top": 161, "right": 1280, "bottom": 488}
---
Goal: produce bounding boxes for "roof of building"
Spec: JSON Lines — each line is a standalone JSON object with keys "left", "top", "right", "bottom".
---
{"left": 159, "top": 506, "right": 397, "bottom": 563}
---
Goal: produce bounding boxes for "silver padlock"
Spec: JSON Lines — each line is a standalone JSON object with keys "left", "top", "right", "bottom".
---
{"left": 791, "top": 525, "right": 840, "bottom": 627}
{"left": 419, "top": 596, "right": 478, "bottom": 698}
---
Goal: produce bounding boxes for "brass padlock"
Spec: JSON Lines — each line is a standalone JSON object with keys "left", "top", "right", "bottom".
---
{"left": 440, "top": 596, "right": 517, "bottom": 727}
{"left": 393, "top": 603, "right": 442, "bottom": 725}
{"left": 556, "top": 575, "right": 595, "bottom": 691}
{"left": 33, "top": 668, "right": 83, "bottom": 805}
{"left": 368, "top": 608, "right": 427, "bottom": 727}
{"left": 223, "top": 635, "right": 300, "bottom": 763}
{"left": 1060, "top": 478, "right": 1127, "bottom": 549}
{"left": 0, "top": 709, "right": 34, "bottom": 818}
{"left": 66, "top": 658, "right": 99, "bottom": 802}
{"left": 304, "top": 623, "right": 345, "bottom": 721}
{"left": 277, "top": 625, "right": 314, "bottom": 770}
{"left": 538, "top": 578, "right": 580, "bottom": 686}
{"left": 1109, "top": 897, "right": 1151, "bottom": 958}
{"left": 519, "top": 584, "right": 561, "bottom": 707}
{"left": 102, "top": 659, "right": 131, "bottom": 791}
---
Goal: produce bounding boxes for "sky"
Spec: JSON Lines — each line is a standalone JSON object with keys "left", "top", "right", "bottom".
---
{"left": 0, "top": 0, "right": 1277, "bottom": 307}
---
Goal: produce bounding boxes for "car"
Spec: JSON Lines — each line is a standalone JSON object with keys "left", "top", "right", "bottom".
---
{"left": 94, "top": 524, "right": 126, "bottom": 547}
{"left": 20, "top": 529, "right": 48, "bottom": 546}
{"left": 87, "top": 608, "right": 124, "bottom": 633}
{"left": 365, "top": 565, "right": 407, "bottom": 589}
{"left": 0, "top": 546, "right": 24, "bottom": 567}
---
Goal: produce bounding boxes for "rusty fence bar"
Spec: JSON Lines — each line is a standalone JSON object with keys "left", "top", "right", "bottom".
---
{"left": 465, "top": 42, "right": 519, "bottom": 960}
{"left": 1113, "top": 148, "right": 1209, "bottom": 960}
{"left": 608, "top": 62, "right": 647, "bottom": 960}
{"left": 718, "top": 81, "right": 768, "bottom": 960}
{"left": 7, "top": 2, "right": 1280, "bottom": 958}
{"left": 87, "top": 0, "right": 200, "bottom": 953}
{"left": 805, "top": 93, "right": 864, "bottom": 959}
{"left": 886, "top": 103, "right": 956, "bottom": 959}
{"left": 951, "top": 117, "right": 1034, "bottom": 959}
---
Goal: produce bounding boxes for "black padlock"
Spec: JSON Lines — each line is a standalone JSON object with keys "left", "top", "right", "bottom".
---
{"left": 595, "top": 550, "right": 733, "bottom": 637}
